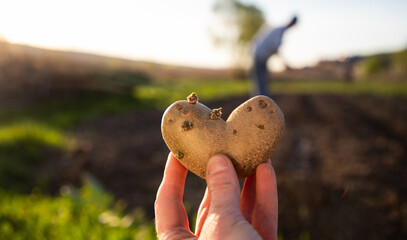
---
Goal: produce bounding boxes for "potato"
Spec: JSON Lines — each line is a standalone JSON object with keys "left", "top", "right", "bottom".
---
{"left": 161, "top": 93, "right": 285, "bottom": 178}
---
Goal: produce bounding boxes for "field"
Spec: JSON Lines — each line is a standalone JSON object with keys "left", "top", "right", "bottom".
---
{"left": 70, "top": 92, "right": 407, "bottom": 240}
{"left": 1, "top": 42, "right": 407, "bottom": 239}
{"left": 1, "top": 79, "right": 406, "bottom": 239}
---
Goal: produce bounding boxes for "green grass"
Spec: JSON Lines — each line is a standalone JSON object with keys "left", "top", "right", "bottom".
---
{"left": 0, "top": 178, "right": 156, "bottom": 240}
{"left": 0, "top": 92, "right": 143, "bottom": 130}
{"left": 358, "top": 48, "right": 407, "bottom": 77}
{"left": 135, "top": 80, "right": 407, "bottom": 110}
{"left": 0, "top": 122, "right": 73, "bottom": 148}
{"left": 133, "top": 78, "right": 250, "bottom": 108}
{"left": 273, "top": 80, "right": 407, "bottom": 97}
{"left": 0, "top": 122, "right": 74, "bottom": 192}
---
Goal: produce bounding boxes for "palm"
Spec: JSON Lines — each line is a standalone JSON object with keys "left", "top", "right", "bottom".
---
{"left": 155, "top": 154, "right": 278, "bottom": 240}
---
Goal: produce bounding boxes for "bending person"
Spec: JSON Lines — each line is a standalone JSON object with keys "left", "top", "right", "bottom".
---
{"left": 252, "top": 16, "right": 298, "bottom": 96}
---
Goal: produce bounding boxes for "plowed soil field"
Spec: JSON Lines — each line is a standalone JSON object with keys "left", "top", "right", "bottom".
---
{"left": 55, "top": 94, "right": 407, "bottom": 239}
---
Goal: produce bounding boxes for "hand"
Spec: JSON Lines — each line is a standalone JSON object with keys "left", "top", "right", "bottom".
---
{"left": 155, "top": 153, "right": 278, "bottom": 240}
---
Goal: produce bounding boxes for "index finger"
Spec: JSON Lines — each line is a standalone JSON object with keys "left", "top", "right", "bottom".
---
{"left": 155, "top": 153, "right": 190, "bottom": 237}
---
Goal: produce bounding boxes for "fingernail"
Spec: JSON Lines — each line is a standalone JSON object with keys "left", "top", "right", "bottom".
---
{"left": 267, "top": 159, "right": 272, "bottom": 166}
{"left": 207, "top": 155, "right": 229, "bottom": 176}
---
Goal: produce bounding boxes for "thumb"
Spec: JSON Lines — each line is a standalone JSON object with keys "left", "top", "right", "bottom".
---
{"left": 206, "top": 154, "right": 241, "bottom": 212}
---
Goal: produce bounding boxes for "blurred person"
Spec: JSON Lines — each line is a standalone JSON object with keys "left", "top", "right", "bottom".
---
{"left": 155, "top": 153, "right": 278, "bottom": 240}
{"left": 252, "top": 16, "right": 298, "bottom": 96}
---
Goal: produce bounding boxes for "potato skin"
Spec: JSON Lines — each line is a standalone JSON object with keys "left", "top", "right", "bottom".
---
{"left": 161, "top": 95, "right": 285, "bottom": 178}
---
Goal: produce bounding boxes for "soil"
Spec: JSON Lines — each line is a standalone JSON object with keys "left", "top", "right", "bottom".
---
{"left": 54, "top": 94, "right": 407, "bottom": 240}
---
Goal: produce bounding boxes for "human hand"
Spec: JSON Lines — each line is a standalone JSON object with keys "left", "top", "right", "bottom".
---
{"left": 155, "top": 153, "right": 278, "bottom": 240}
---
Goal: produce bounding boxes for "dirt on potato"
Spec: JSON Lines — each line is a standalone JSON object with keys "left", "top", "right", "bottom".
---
{"left": 55, "top": 94, "right": 407, "bottom": 240}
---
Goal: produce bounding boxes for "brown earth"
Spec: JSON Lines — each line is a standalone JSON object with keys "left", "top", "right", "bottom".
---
{"left": 54, "top": 94, "right": 407, "bottom": 240}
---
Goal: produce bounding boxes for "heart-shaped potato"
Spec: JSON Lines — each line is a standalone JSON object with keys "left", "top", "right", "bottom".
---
{"left": 161, "top": 94, "right": 285, "bottom": 178}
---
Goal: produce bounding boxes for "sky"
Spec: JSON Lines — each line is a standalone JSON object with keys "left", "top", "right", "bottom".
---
{"left": 0, "top": 0, "right": 406, "bottom": 69}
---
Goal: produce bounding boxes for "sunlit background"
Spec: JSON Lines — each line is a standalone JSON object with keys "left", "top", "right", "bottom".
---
{"left": 1, "top": 0, "right": 406, "bottom": 68}
{"left": 0, "top": 0, "right": 406, "bottom": 239}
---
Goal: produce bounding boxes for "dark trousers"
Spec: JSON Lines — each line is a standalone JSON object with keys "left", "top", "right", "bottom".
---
{"left": 252, "top": 57, "right": 270, "bottom": 96}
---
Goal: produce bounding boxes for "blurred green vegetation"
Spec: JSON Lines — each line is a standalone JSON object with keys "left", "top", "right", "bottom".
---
{"left": 0, "top": 122, "right": 73, "bottom": 192}
{"left": 133, "top": 78, "right": 250, "bottom": 108}
{"left": 135, "top": 79, "right": 407, "bottom": 109}
{"left": 0, "top": 122, "right": 72, "bottom": 148}
{"left": 392, "top": 48, "right": 407, "bottom": 75}
{"left": 273, "top": 81, "right": 407, "bottom": 96}
{"left": 0, "top": 178, "right": 155, "bottom": 240}
{"left": 0, "top": 92, "right": 143, "bottom": 130}
{"left": 361, "top": 54, "right": 391, "bottom": 75}
{"left": 211, "top": 0, "right": 265, "bottom": 70}
{"left": 359, "top": 48, "right": 407, "bottom": 80}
